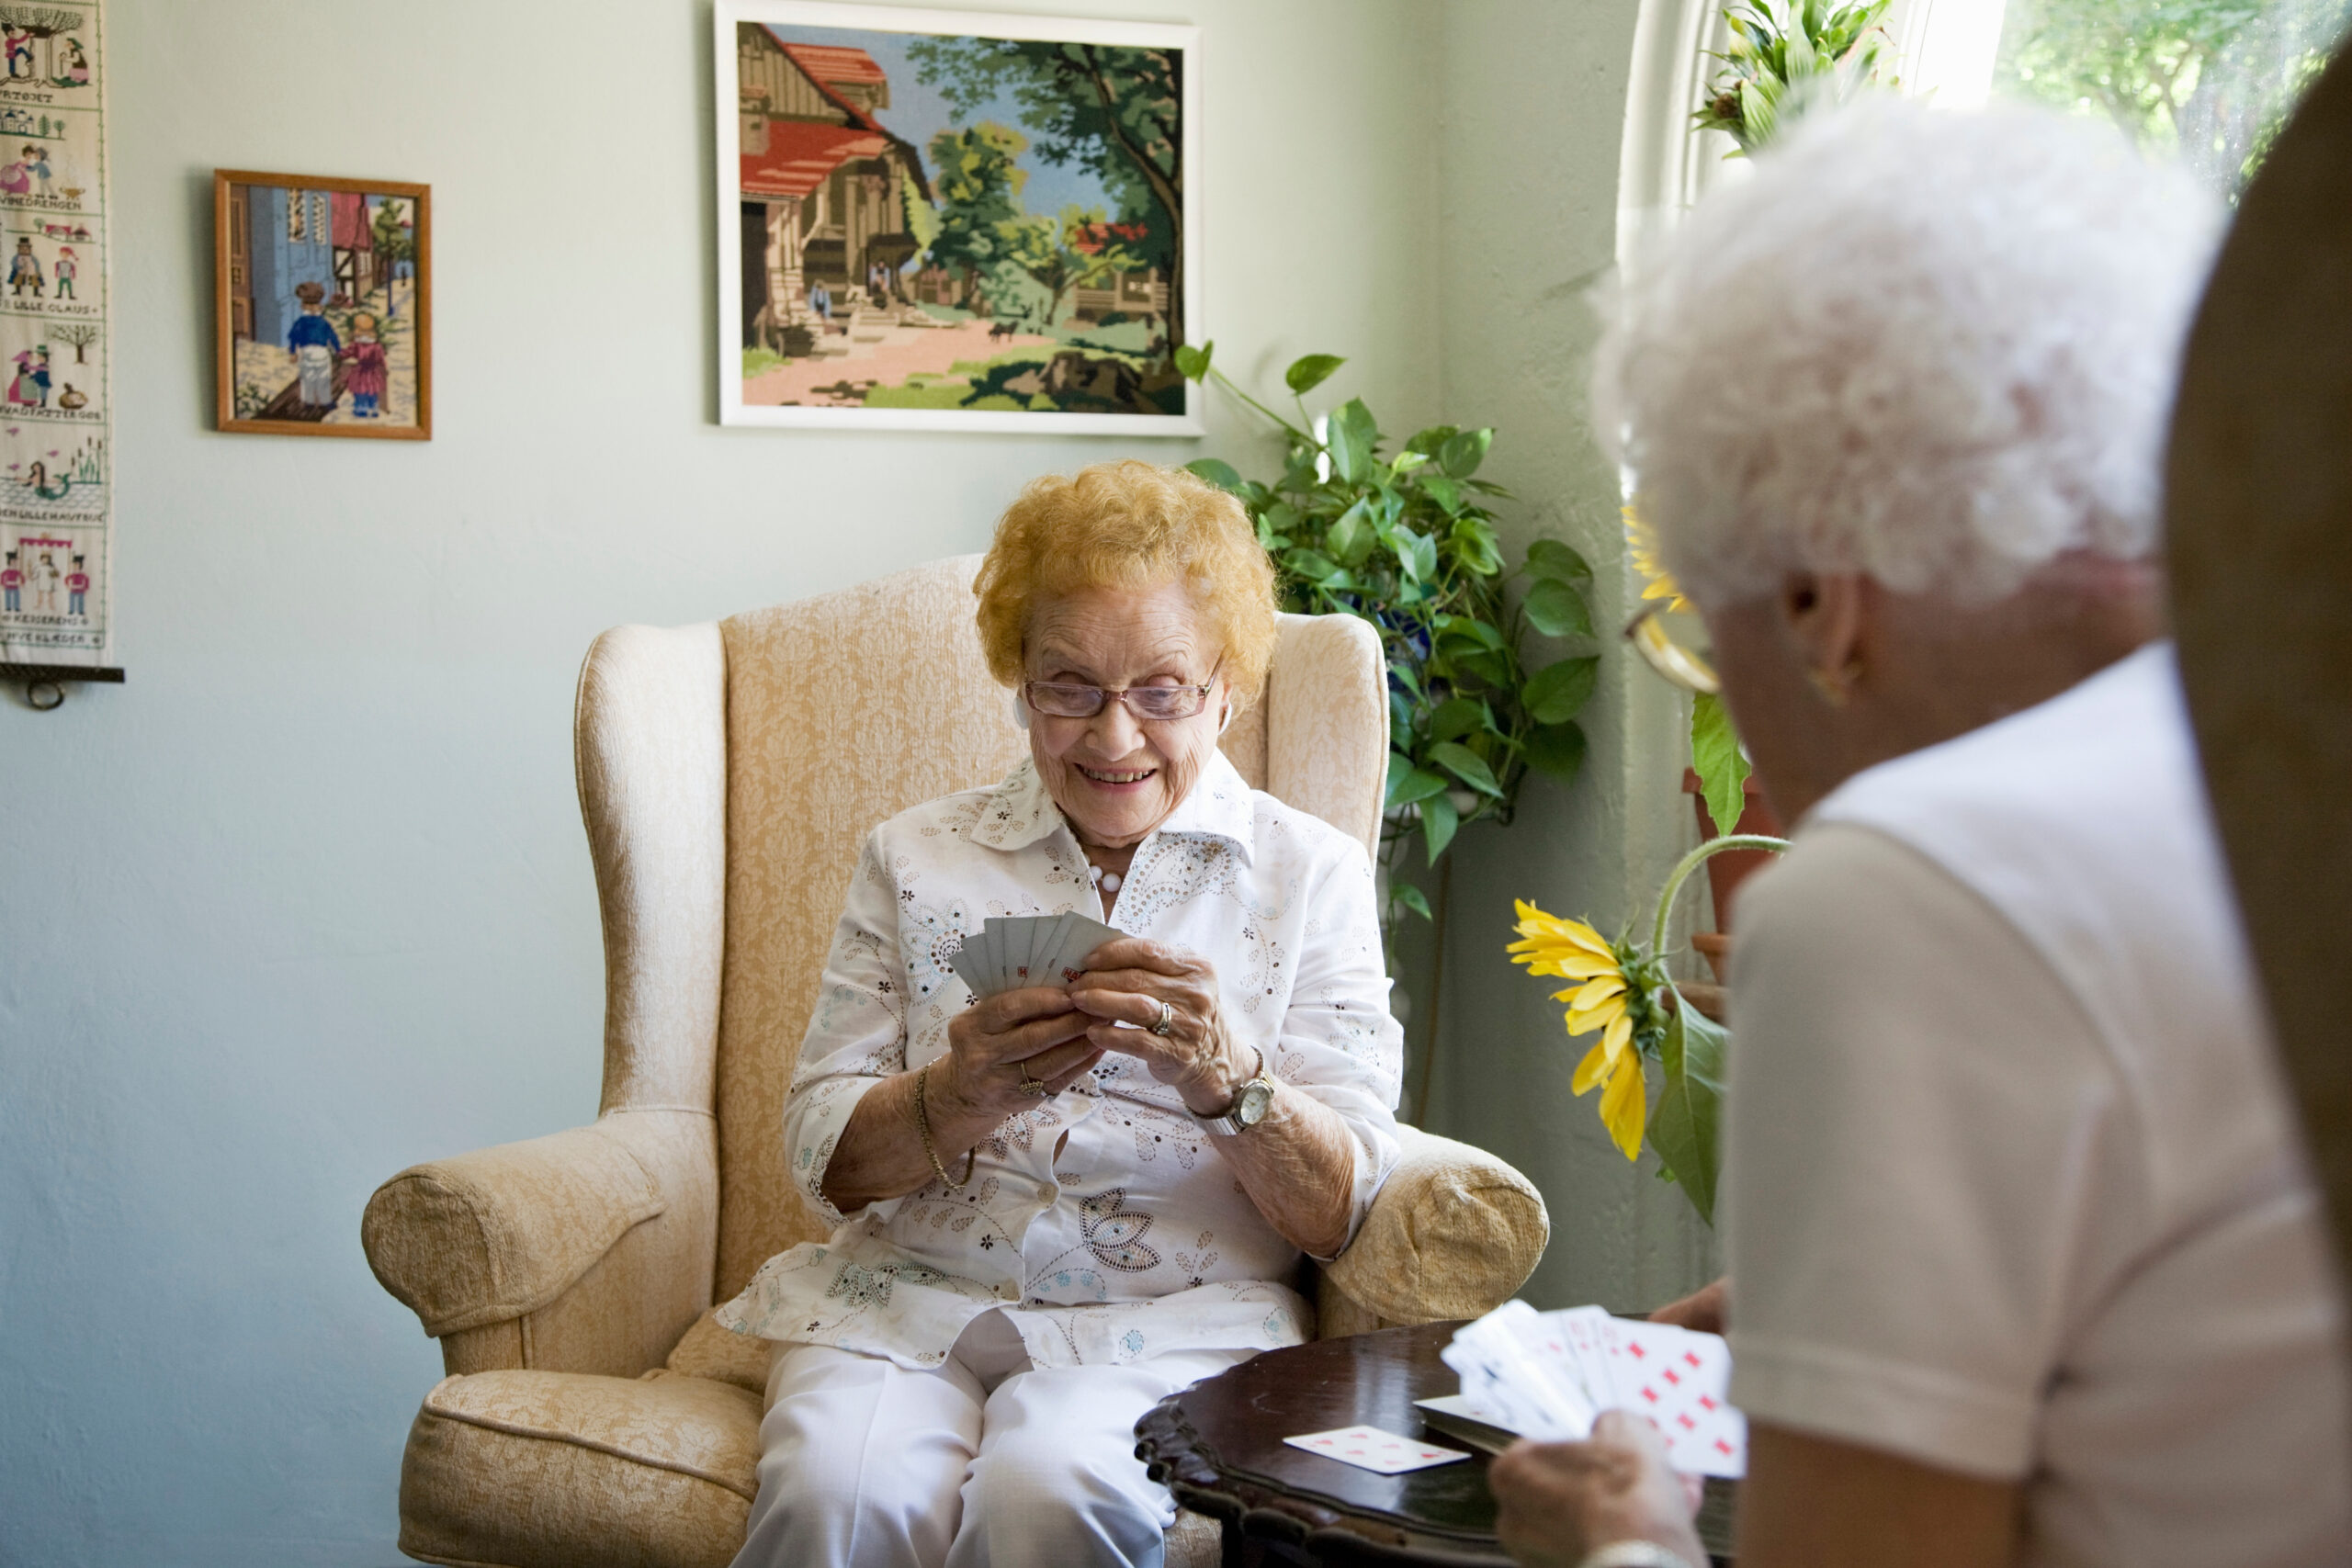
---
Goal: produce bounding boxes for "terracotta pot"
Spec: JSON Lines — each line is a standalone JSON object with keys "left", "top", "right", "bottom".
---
{"left": 1681, "top": 769, "right": 1785, "bottom": 932}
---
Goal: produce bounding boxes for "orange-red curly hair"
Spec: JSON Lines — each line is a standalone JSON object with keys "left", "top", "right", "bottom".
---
{"left": 973, "top": 460, "right": 1279, "bottom": 698}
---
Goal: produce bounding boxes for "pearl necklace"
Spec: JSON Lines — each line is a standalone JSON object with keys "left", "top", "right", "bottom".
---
{"left": 1087, "top": 863, "right": 1124, "bottom": 894}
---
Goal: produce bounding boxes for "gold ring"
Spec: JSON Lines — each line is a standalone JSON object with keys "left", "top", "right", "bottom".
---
{"left": 1017, "top": 1074, "right": 1050, "bottom": 1097}
{"left": 1150, "top": 1000, "right": 1175, "bottom": 1037}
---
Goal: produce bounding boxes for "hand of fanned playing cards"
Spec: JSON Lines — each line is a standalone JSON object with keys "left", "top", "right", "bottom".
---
{"left": 946, "top": 913, "right": 1128, "bottom": 998}
{"left": 1437, "top": 1300, "right": 1747, "bottom": 1477}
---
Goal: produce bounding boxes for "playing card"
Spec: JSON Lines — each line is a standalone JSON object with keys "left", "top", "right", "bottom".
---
{"left": 1550, "top": 1303, "right": 1624, "bottom": 1408}
{"left": 1034, "top": 912, "right": 1078, "bottom": 984}
{"left": 1603, "top": 1321, "right": 1746, "bottom": 1478}
{"left": 975, "top": 922, "right": 1006, "bottom": 995}
{"left": 1440, "top": 1301, "right": 1596, "bottom": 1441}
{"left": 1058, "top": 914, "right": 1127, "bottom": 976}
{"left": 948, "top": 930, "right": 990, "bottom": 998}
{"left": 1282, "top": 1425, "right": 1470, "bottom": 1474}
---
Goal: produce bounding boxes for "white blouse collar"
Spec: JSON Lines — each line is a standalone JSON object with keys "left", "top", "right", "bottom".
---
{"left": 969, "top": 748, "right": 1258, "bottom": 865}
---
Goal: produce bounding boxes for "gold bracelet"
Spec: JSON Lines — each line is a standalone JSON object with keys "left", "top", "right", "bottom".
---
{"left": 912, "top": 1062, "right": 976, "bottom": 1190}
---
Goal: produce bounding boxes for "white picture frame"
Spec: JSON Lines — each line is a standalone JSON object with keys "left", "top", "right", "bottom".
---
{"left": 715, "top": 0, "right": 1203, "bottom": 434}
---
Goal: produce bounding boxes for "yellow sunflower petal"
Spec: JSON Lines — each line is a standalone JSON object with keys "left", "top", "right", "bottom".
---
{"left": 1599, "top": 1055, "right": 1647, "bottom": 1159}
{"left": 1599, "top": 1006, "right": 1636, "bottom": 1066}
{"left": 1565, "top": 993, "right": 1628, "bottom": 1037}
{"left": 1570, "top": 1040, "right": 1613, "bottom": 1096}
{"left": 1566, "top": 975, "right": 1627, "bottom": 1010}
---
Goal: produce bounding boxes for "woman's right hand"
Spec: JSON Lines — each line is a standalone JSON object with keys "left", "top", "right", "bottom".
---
{"left": 933, "top": 987, "right": 1104, "bottom": 1120}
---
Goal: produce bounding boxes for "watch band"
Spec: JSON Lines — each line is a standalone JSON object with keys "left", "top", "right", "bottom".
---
{"left": 1191, "top": 1047, "right": 1271, "bottom": 1135}
{"left": 1577, "top": 1543, "right": 1699, "bottom": 1568}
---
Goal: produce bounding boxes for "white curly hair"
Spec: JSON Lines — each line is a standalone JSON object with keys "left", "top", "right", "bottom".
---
{"left": 1591, "top": 97, "right": 2224, "bottom": 607}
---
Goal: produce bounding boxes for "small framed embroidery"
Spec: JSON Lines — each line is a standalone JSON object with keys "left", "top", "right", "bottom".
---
{"left": 716, "top": 2, "right": 1201, "bottom": 434}
{"left": 212, "top": 170, "right": 431, "bottom": 439}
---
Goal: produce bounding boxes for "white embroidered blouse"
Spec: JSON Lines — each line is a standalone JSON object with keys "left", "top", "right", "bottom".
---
{"left": 717, "top": 749, "right": 1405, "bottom": 1371}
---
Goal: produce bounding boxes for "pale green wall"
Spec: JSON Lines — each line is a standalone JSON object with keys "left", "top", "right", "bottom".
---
{"left": 1419, "top": 0, "right": 1722, "bottom": 1313}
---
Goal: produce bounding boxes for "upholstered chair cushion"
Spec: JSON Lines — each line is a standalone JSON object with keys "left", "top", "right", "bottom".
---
{"left": 400, "top": 1370, "right": 759, "bottom": 1568}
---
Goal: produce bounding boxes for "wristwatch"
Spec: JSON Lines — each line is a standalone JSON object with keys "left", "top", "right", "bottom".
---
{"left": 1191, "top": 1048, "right": 1274, "bottom": 1136}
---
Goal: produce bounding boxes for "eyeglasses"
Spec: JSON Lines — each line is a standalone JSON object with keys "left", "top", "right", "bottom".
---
{"left": 1022, "top": 676, "right": 1217, "bottom": 721}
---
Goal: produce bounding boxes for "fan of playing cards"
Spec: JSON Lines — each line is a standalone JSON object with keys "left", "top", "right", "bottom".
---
{"left": 947, "top": 913, "right": 1128, "bottom": 998}
{"left": 1436, "top": 1300, "right": 1747, "bottom": 1478}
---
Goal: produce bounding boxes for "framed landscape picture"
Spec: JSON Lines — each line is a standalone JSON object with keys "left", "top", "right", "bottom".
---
{"left": 716, "top": 1, "right": 1200, "bottom": 433}
{"left": 213, "top": 170, "right": 430, "bottom": 439}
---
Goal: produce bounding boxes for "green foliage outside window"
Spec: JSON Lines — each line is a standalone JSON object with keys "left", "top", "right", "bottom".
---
{"left": 1992, "top": 0, "right": 2351, "bottom": 191}
{"left": 1173, "top": 343, "right": 1600, "bottom": 936}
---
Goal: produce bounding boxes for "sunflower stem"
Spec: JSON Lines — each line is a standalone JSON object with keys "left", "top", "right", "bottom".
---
{"left": 1647, "top": 834, "right": 1793, "bottom": 957}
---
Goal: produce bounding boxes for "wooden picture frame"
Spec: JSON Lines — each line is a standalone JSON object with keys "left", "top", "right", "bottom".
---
{"left": 716, "top": 2, "right": 1202, "bottom": 434}
{"left": 213, "top": 170, "right": 431, "bottom": 439}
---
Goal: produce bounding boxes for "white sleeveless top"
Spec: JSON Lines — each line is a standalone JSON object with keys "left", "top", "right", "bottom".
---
{"left": 1722, "top": 643, "right": 2352, "bottom": 1567}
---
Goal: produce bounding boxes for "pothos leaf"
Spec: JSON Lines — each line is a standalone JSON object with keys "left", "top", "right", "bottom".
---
{"left": 1173, "top": 340, "right": 1212, "bottom": 379}
{"left": 1393, "top": 881, "right": 1434, "bottom": 921}
{"left": 1523, "top": 578, "right": 1595, "bottom": 638}
{"left": 1284, "top": 353, "right": 1346, "bottom": 394}
{"left": 1420, "top": 791, "right": 1460, "bottom": 863}
{"left": 1646, "top": 991, "right": 1727, "bottom": 1224}
{"left": 1524, "top": 656, "right": 1600, "bottom": 724}
{"left": 1184, "top": 457, "right": 1244, "bottom": 494}
{"left": 1690, "top": 691, "right": 1753, "bottom": 837}
{"left": 1430, "top": 740, "right": 1504, "bottom": 797}
{"left": 1522, "top": 720, "right": 1588, "bottom": 784}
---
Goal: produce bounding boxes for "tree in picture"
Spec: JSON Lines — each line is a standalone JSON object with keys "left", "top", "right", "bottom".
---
{"left": 1174, "top": 344, "right": 1600, "bottom": 942}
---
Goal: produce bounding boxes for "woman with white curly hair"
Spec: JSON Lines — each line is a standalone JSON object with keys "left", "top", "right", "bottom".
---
{"left": 1490, "top": 100, "right": 2352, "bottom": 1568}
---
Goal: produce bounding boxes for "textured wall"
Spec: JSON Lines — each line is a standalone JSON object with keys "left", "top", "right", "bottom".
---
{"left": 0, "top": 2, "right": 1437, "bottom": 1562}
{"left": 1419, "top": 0, "right": 1722, "bottom": 1314}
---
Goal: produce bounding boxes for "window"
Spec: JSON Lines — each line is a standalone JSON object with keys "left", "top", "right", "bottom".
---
{"left": 1991, "top": 0, "right": 2352, "bottom": 190}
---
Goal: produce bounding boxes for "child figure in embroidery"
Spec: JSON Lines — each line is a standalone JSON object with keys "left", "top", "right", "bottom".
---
{"left": 64, "top": 552, "right": 85, "bottom": 615}
{"left": 343, "top": 312, "right": 387, "bottom": 420}
{"left": 287, "top": 281, "right": 340, "bottom": 409}
{"left": 52, "top": 244, "right": 74, "bottom": 299}
{"left": 2, "top": 548, "right": 20, "bottom": 612}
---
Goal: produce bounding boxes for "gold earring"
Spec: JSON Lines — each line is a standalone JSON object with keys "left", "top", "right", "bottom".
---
{"left": 1807, "top": 661, "right": 1860, "bottom": 708}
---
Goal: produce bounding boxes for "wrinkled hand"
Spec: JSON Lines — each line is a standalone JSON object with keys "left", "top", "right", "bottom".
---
{"left": 1647, "top": 1277, "right": 1729, "bottom": 1336}
{"left": 936, "top": 987, "right": 1102, "bottom": 1120}
{"left": 1065, "top": 938, "right": 1247, "bottom": 1113}
{"left": 1490, "top": 1412, "right": 1707, "bottom": 1568}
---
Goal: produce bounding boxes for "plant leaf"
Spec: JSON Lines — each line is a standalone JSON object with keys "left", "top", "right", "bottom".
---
{"left": 1329, "top": 399, "right": 1379, "bottom": 486}
{"left": 1284, "top": 353, "right": 1346, "bottom": 394}
{"left": 1389, "top": 765, "right": 1450, "bottom": 807}
{"left": 1690, "top": 692, "right": 1753, "bottom": 837}
{"left": 1185, "top": 457, "right": 1244, "bottom": 495}
{"left": 1525, "top": 656, "right": 1600, "bottom": 724}
{"left": 1396, "top": 526, "right": 1439, "bottom": 583}
{"left": 1450, "top": 517, "right": 1504, "bottom": 575}
{"left": 1429, "top": 696, "right": 1487, "bottom": 741}
{"left": 1646, "top": 991, "right": 1727, "bottom": 1224}
{"left": 1439, "top": 427, "right": 1492, "bottom": 479}
{"left": 1283, "top": 547, "right": 1340, "bottom": 582}
{"left": 1393, "top": 881, "right": 1434, "bottom": 921}
{"left": 1523, "top": 720, "right": 1588, "bottom": 784}
{"left": 1173, "top": 340, "right": 1212, "bottom": 379}
{"left": 1525, "top": 536, "right": 1594, "bottom": 588}
{"left": 1420, "top": 791, "right": 1459, "bottom": 863}
{"left": 1523, "top": 578, "right": 1595, "bottom": 638}
{"left": 1327, "top": 499, "right": 1376, "bottom": 567}
{"left": 1430, "top": 740, "right": 1504, "bottom": 797}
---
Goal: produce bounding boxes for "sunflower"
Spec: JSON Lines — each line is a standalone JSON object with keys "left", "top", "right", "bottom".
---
{"left": 1509, "top": 900, "right": 1649, "bottom": 1160}
{"left": 1622, "top": 504, "right": 1690, "bottom": 615}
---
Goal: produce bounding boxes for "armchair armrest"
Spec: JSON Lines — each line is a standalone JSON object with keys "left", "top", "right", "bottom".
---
{"left": 363, "top": 1122, "right": 666, "bottom": 1338}
{"left": 1321, "top": 1124, "right": 1549, "bottom": 1325}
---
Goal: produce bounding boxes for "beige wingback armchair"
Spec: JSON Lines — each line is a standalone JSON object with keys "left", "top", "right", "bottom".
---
{"left": 361, "top": 555, "right": 1549, "bottom": 1568}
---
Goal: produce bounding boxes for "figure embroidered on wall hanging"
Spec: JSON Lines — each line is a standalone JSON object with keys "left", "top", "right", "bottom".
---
{"left": 0, "top": 0, "right": 118, "bottom": 685}
{"left": 715, "top": 2, "right": 1200, "bottom": 434}
{"left": 211, "top": 171, "right": 431, "bottom": 440}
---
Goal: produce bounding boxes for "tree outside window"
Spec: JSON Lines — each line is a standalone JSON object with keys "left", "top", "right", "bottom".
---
{"left": 1992, "top": 0, "right": 2352, "bottom": 190}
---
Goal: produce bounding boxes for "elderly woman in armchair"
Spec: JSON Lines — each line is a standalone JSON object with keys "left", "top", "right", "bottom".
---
{"left": 716, "top": 460, "right": 1402, "bottom": 1568}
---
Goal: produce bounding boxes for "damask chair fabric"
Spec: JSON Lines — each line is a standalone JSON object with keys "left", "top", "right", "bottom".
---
{"left": 362, "top": 555, "right": 1547, "bottom": 1568}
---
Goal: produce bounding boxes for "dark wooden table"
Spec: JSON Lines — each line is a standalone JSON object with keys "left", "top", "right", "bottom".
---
{"left": 1134, "top": 1320, "right": 1736, "bottom": 1567}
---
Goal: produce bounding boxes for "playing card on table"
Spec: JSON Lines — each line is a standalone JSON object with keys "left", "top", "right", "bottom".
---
{"left": 1283, "top": 1425, "right": 1470, "bottom": 1474}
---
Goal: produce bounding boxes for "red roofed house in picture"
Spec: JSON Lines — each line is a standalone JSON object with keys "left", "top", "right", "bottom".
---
{"left": 718, "top": 3, "right": 1199, "bottom": 433}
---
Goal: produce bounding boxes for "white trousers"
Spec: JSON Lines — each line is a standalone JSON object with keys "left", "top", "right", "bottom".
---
{"left": 731, "top": 1310, "right": 1250, "bottom": 1568}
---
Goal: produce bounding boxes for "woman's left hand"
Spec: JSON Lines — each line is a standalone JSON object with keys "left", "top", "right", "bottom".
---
{"left": 1065, "top": 938, "right": 1247, "bottom": 1113}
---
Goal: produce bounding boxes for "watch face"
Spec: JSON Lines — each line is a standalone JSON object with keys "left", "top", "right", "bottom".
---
{"left": 1235, "top": 1080, "right": 1275, "bottom": 1127}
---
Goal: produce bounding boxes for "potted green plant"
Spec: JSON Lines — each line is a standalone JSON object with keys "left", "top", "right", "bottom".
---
{"left": 1173, "top": 343, "right": 1600, "bottom": 939}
